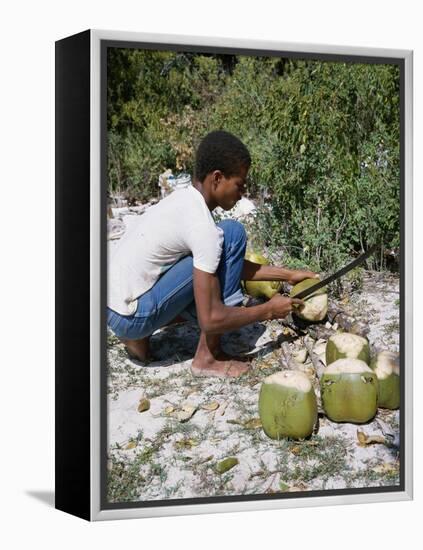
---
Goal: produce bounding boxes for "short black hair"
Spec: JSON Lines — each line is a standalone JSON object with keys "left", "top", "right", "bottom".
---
{"left": 194, "top": 130, "right": 251, "bottom": 183}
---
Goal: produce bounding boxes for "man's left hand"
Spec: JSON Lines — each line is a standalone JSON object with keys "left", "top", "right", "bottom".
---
{"left": 286, "top": 270, "right": 319, "bottom": 286}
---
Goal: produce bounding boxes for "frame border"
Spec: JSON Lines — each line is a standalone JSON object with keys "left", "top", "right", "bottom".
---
{"left": 89, "top": 29, "right": 413, "bottom": 521}
{"left": 55, "top": 29, "right": 92, "bottom": 521}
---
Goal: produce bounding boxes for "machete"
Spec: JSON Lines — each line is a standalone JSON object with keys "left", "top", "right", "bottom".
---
{"left": 290, "top": 244, "right": 378, "bottom": 300}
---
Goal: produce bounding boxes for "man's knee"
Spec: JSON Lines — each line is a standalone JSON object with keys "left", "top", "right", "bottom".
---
{"left": 217, "top": 219, "right": 247, "bottom": 246}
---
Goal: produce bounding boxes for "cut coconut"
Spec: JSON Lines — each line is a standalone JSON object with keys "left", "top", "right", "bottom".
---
{"left": 326, "top": 332, "right": 370, "bottom": 366}
{"left": 259, "top": 371, "right": 317, "bottom": 440}
{"left": 320, "top": 358, "right": 378, "bottom": 423}
{"left": 370, "top": 351, "right": 400, "bottom": 409}
{"left": 290, "top": 278, "right": 328, "bottom": 322}
{"left": 243, "top": 251, "right": 282, "bottom": 299}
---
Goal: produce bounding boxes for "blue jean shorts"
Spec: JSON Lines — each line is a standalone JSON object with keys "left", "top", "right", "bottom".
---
{"left": 107, "top": 219, "right": 247, "bottom": 340}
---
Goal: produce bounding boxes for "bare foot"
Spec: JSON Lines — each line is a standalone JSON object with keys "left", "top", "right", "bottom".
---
{"left": 119, "top": 315, "right": 186, "bottom": 362}
{"left": 120, "top": 337, "right": 152, "bottom": 362}
{"left": 191, "top": 356, "right": 250, "bottom": 378}
{"left": 213, "top": 349, "right": 249, "bottom": 362}
{"left": 190, "top": 331, "right": 250, "bottom": 378}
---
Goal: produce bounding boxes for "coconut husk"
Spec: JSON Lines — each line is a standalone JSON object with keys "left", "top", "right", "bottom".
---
{"left": 327, "top": 300, "right": 369, "bottom": 336}
{"left": 303, "top": 335, "right": 326, "bottom": 379}
{"left": 279, "top": 341, "right": 299, "bottom": 370}
{"left": 308, "top": 325, "right": 334, "bottom": 342}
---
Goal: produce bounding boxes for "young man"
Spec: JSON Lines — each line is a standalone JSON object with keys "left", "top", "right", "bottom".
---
{"left": 107, "top": 130, "right": 316, "bottom": 377}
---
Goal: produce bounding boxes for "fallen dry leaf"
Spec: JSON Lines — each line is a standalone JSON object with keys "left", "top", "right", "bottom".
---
{"left": 243, "top": 418, "right": 262, "bottom": 430}
{"left": 226, "top": 419, "right": 244, "bottom": 426}
{"left": 219, "top": 401, "right": 229, "bottom": 416}
{"left": 357, "top": 430, "right": 386, "bottom": 446}
{"left": 357, "top": 430, "right": 367, "bottom": 445}
{"left": 216, "top": 457, "right": 239, "bottom": 474}
{"left": 177, "top": 404, "right": 197, "bottom": 422}
{"left": 174, "top": 438, "right": 199, "bottom": 450}
{"left": 373, "top": 462, "right": 399, "bottom": 475}
{"left": 198, "top": 455, "right": 214, "bottom": 464}
{"left": 226, "top": 418, "right": 262, "bottom": 429}
{"left": 137, "top": 398, "right": 150, "bottom": 413}
{"left": 201, "top": 401, "right": 220, "bottom": 412}
{"left": 258, "top": 361, "right": 274, "bottom": 370}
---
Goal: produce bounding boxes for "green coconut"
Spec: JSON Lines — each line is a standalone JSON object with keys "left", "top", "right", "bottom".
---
{"left": 320, "top": 359, "right": 379, "bottom": 423}
{"left": 259, "top": 371, "right": 318, "bottom": 440}
{"left": 326, "top": 332, "right": 370, "bottom": 366}
{"left": 370, "top": 351, "right": 400, "bottom": 409}
{"left": 289, "top": 278, "right": 328, "bottom": 322}
{"left": 243, "top": 251, "right": 283, "bottom": 299}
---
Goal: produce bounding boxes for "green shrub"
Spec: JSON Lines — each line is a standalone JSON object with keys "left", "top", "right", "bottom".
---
{"left": 107, "top": 50, "right": 400, "bottom": 272}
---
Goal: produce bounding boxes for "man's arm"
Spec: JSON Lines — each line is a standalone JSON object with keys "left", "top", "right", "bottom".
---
{"left": 193, "top": 267, "right": 303, "bottom": 334}
{"left": 241, "top": 259, "right": 318, "bottom": 285}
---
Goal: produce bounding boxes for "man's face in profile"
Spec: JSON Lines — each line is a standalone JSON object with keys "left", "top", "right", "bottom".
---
{"left": 214, "top": 164, "right": 249, "bottom": 211}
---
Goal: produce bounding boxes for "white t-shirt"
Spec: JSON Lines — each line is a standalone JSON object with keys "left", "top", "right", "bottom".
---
{"left": 108, "top": 185, "right": 224, "bottom": 315}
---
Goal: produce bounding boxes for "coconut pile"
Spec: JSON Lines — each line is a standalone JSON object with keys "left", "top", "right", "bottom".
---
{"left": 106, "top": 198, "right": 400, "bottom": 503}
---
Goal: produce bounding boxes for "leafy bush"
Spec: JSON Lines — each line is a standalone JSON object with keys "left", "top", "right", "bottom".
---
{"left": 107, "top": 50, "right": 400, "bottom": 272}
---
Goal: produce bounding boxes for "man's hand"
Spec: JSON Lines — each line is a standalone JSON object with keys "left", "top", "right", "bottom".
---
{"left": 285, "top": 269, "right": 319, "bottom": 286}
{"left": 241, "top": 259, "right": 318, "bottom": 286}
{"left": 267, "top": 294, "right": 305, "bottom": 320}
{"left": 193, "top": 268, "right": 305, "bottom": 333}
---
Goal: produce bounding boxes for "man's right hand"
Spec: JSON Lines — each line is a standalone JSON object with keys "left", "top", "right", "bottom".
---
{"left": 267, "top": 294, "right": 305, "bottom": 320}
{"left": 192, "top": 268, "right": 305, "bottom": 333}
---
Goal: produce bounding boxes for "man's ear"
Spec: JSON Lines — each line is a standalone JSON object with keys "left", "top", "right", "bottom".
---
{"left": 212, "top": 170, "right": 223, "bottom": 190}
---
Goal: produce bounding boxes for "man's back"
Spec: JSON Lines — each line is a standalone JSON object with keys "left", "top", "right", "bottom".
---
{"left": 108, "top": 185, "right": 223, "bottom": 315}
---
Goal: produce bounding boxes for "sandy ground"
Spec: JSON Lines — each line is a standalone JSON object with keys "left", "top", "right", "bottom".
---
{"left": 106, "top": 206, "right": 400, "bottom": 504}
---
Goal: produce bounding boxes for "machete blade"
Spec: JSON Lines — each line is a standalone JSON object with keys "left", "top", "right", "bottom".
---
{"left": 291, "top": 244, "right": 378, "bottom": 300}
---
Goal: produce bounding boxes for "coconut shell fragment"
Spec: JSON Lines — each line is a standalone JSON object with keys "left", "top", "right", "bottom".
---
{"left": 259, "top": 371, "right": 318, "bottom": 440}
{"left": 320, "top": 359, "right": 378, "bottom": 423}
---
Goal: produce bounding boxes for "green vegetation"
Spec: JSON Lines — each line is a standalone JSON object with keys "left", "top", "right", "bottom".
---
{"left": 107, "top": 49, "right": 400, "bottom": 272}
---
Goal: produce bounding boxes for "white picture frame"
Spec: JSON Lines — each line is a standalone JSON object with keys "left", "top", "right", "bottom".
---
{"left": 55, "top": 29, "right": 413, "bottom": 521}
